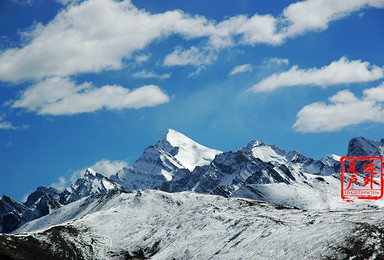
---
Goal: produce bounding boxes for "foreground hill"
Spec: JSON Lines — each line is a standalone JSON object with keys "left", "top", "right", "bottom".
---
{"left": 2, "top": 189, "right": 384, "bottom": 259}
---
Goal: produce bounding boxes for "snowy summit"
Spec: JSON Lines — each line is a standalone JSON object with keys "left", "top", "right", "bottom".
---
{"left": 158, "top": 129, "right": 222, "bottom": 171}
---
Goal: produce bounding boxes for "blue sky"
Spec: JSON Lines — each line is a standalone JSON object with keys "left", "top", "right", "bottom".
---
{"left": 1, "top": 0, "right": 384, "bottom": 201}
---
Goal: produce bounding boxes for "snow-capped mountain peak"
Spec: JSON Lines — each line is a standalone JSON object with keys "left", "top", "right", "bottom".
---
{"left": 241, "top": 140, "right": 288, "bottom": 165}
{"left": 111, "top": 129, "right": 222, "bottom": 191}
{"left": 84, "top": 168, "right": 97, "bottom": 177}
{"left": 322, "top": 154, "right": 341, "bottom": 165}
{"left": 347, "top": 136, "right": 384, "bottom": 157}
{"left": 59, "top": 169, "right": 120, "bottom": 204}
{"left": 156, "top": 129, "right": 222, "bottom": 171}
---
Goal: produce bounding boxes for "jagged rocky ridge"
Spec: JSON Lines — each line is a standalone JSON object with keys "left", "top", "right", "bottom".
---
{"left": 1, "top": 131, "right": 383, "bottom": 234}
{"left": 1, "top": 131, "right": 384, "bottom": 259}
{"left": 0, "top": 168, "right": 120, "bottom": 233}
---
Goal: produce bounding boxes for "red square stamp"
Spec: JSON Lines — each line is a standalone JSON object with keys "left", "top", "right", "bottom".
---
{"left": 341, "top": 156, "right": 383, "bottom": 202}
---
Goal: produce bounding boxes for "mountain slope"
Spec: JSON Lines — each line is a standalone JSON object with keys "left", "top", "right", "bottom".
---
{"left": 8, "top": 190, "right": 384, "bottom": 259}
{"left": 0, "top": 196, "right": 28, "bottom": 233}
{"left": 24, "top": 186, "right": 61, "bottom": 208}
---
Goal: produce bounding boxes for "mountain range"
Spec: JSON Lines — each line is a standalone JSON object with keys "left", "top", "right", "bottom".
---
{"left": 1, "top": 130, "right": 384, "bottom": 259}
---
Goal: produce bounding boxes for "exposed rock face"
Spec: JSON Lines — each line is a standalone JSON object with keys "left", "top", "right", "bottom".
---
{"left": 347, "top": 137, "right": 384, "bottom": 157}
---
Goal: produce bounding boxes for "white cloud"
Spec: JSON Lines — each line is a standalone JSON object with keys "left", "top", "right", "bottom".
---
{"left": 210, "top": 14, "right": 281, "bottom": 48}
{"left": 132, "top": 70, "right": 170, "bottom": 80}
{"left": 163, "top": 47, "right": 217, "bottom": 67}
{"left": 55, "top": 0, "right": 79, "bottom": 5}
{"left": 264, "top": 57, "right": 289, "bottom": 66}
{"left": 293, "top": 83, "right": 384, "bottom": 132}
{"left": 229, "top": 64, "right": 252, "bottom": 76}
{"left": 281, "top": 0, "right": 384, "bottom": 38}
{"left": 89, "top": 159, "right": 128, "bottom": 177}
{"left": 9, "top": 0, "right": 36, "bottom": 5}
{"left": 135, "top": 54, "right": 151, "bottom": 63}
{"left": 51, "top": 176, "right": 67, "bottom": 191}
{"left": 0, "top": 0, "right": 383, "bottom": 81}
{"left": 363, "top": 82, "right": 384, "bottom": 102}
{"left": 0, "top": 0, "right": 216, "bottom": 81}
{"left": 70, "top": 158, "right": 128, "bottom": 182}
{"left": 11, "top": 77, "right": 170, "bottom": 115}
{"left": 250, "top": 57, "right": 383, "bottom": 93}
{"left": 187, "top": 66, "right": 207, "bottom": 78}
{"left": 0, "top": 114, "right": 18, "bottom": 130}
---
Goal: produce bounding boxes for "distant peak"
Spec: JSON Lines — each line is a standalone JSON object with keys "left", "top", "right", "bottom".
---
{"left": 85, "top": 168, "right": 97, "bottom": 177}
{"left": 350, "top": 136, "right": 367, "bottom": 143}
{"left": 330, "top": 154, "right": 341, "bottom": 161}
{"left": 158, "top": 129, "right": 200, "bottom": 151}
{"left": 166, "top": 128, "right": 178, "bottom": 135}
{"left": 347, "top": 136, "right": 383, "bottom": 157}
{"left": 164, "top": 129, "right": 191, "bottom": 144}
{"left": 242, "top": 139, "right": 288, "bottom": 164}
{"left": 155, "top": 129, "right": 221, "bottom": 171}
{"left": 246, "top": 140, "right": 285, "bottom": 153}
{"left": 247, "top": 140, "right": 270, "bottom": 147}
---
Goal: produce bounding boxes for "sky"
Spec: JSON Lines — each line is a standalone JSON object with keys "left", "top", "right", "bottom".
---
{"left": 0, "top": 0, "right": 384, "bottom": 201}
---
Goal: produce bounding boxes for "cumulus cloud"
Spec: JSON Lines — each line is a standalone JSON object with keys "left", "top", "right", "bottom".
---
{"left": 2, "top": 0, "right": 381, "bottom": 81}
{"left": 281, "top": 0, "right": 384, "bottom": 38}
{"left": 11, "top": 77, "right": 170, "bottom": 115}
{"left": 250, "top": 57, "right": 383, "bottom": 93}
{"left": 132, "top": 70, "right": 170, "bottom": 80}
{"left": 0, "top": 0, "right": 382, "bottom": 83}
{"left": 363, "top": 83, "right": 384, "bottom": 102}
{"left": 229, "top": 64, "right": 253, "bottom": 76}
{"left": 0, "top": 0, "right": 212, "bottom": 81}
{"left": 293, "top": 82, "right": 384, "bottom": 132}
{"left": 0, "top": 0, "right": 281, "bottom": 81}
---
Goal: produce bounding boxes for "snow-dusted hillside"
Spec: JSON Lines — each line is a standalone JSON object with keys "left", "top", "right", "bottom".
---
{"left": 7, "top": 190, "right": 384, "bottom": 259}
